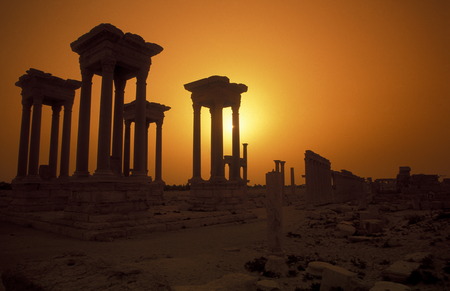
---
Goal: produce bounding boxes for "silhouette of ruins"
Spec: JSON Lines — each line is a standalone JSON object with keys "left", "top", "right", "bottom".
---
{"left": 184, "top": 76, "right": 248, "bottom": 211}
{"left": 304, "top": 150, "right": 367, "bottom": 206}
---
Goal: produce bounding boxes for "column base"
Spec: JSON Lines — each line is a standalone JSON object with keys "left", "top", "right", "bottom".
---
{"left": 73, "top": 170, "right": 90, "bottom": 178}
{"left": 93, "top": 169, "right": 114, "bottom": 178}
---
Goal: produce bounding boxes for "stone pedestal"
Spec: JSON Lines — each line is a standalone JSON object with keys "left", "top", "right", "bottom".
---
{"left": 189, "top": 180, "right": 247, "bottom": 211}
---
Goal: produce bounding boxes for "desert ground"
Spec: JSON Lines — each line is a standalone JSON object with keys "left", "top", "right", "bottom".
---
{"left": 1, "top": 190, "right": 450, "bottom": 291}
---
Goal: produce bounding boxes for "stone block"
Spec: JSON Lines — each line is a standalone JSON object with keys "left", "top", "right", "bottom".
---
{"left": 369, "top": 281, "right": 411, "bottom": 291}
{"left": 336, "top": 222, "right": 356, "bottom": 237}
{"left": 255, "top": 279, "right": 281, "bottom": 291}
{"left": 382, "top": 260, "right": 420, "bottom": 283}
{"left": 265, "top": 255, "right": 288, "bottom": 276}
{"left": 361, "top": 219, "right": 384, "bottom": 234}
{"left": 320, "top": 264, "right": 358, "bottom": 291}
{"left": 306, "top": 261, "right": 334, "bottom": 277}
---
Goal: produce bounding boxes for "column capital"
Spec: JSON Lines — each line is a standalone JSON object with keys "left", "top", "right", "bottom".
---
{"left": 32, "top": 96, "right": 43, "bottom": 105}
{"left": 64, "top": 100, "right": 74, "bottom": 110}
{"left": 192, "top": 102, "right": 202, "bottom": 111}
{"left": 114, "top": 77, "right": 126, "bottom": 92}
{"left": 81, "top": 67, "right": 94, "bottom": 78}
{"left": 124, "top": 119, "right": 132, "bottom": 127}
{"left": 21, "top": 98, "right": 32, "bottom": 108}
{"left": 136, "top": 68, "right": 149, "bottom": 84}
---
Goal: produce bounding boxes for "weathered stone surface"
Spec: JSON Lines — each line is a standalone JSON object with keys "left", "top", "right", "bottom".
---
{"left": 369, "top": 281, "right": 411, "bottom": 291}
{"left": 404, "top": 252, "right": 432, "bottom": 263}
{"left": 255, "top": 279, "right": 281, "bottom": 291}
{"left": 173, "top": 273, "right": 257, "bottom": 291}
{"left": 306, "top": 261, "right": 334, "bottom": 277}
{"left": 1, "top": 253, "right": 171, "bottom": 291}
{"left": 361, "top": 219, "right": 384, "bottom": 234}
{"left": 265, "top": 255, "right": 288, "bottom": 276}
{"left": 336, "top": 222, "right": 356, "bottom": 237}
{"left": 382, "top": 260, "right": 420, "bottom": 283}
{"left": 320, "top": 264, "right": 358, "bottom": 291}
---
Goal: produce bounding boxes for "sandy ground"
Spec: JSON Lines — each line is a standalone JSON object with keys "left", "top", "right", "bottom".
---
{"left": 1, "top": 201, "right": 450, "bottom": 290}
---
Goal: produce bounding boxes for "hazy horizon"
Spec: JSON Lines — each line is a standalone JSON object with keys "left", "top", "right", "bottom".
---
{"left": 0, "top": 0, "right": 449, "bottom": 185}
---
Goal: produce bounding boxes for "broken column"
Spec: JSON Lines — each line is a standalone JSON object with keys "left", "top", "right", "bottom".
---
{"left": 265, "top": 171, "right": 283, "bottom": 255}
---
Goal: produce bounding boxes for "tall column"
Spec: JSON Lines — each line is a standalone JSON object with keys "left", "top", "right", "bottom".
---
{"left": 145, "top": 122, "right": 150, "bottom": 174}
{"left": 95, "top": 58, "right": 116, "bottom": 176}
{"left": 16, "top": 100, "right": 32, "bottom": 178}
{"left": 155, "top": 120, "right": 163, "bottom": 181}
{"left": 210, "top": 103, "right": 224, "bottom": 180}
{"left": 60, "top": 100, "right": 73, "bottom": 178}
{"left": 192, "top": 103, "right": 201, "bottom": 180}
{"left": 133, "top": 69, "right": 149, "bottom": 176}
{"left": 242, "top": 143, "right": 248, "bottom": 183}
{"left": 290, "top": 167, "right": 295, "bottom": 194}
{"left": 231, "top": 104, "right": 240, "bottom": 180}
{"left": 274, "top": 160, "right": 280, "bottom": 172}
{"left": 111, "top": 77, "right": 126, "bottom": 175}
{"left": 280, "top": 161, "right": 286, "bottom": 187}
{"left": 48, "top": 105, "right": 61, "bottom": 178}
{"left": 123, "top": 120, "right": 131, "bottom": 177}
{"left": 75, "top": 68, "right": 93, "bottom": 177}
{"left": 28, "top": 97, "right": 43, "bottom": 176}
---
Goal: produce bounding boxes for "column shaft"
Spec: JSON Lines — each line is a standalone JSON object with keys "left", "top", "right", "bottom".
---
{"left": 95, "top": 58, "right": 115, "bottom": 176}
{"left": 155, "top": 121, "right": 163, "bottom": 181}
{"left": 192, "top": 103, "right": 201, "bottom": 180}
{"left": 210, "top": 104, "right": 224, "bottom": 180}
{"left": 75, "top": 69, "right": 93, "bottom": 177}
{"left": 133, "top": 70, "right": 149, "bottom": 176}
{"left": 48, "top": 105, "right": 61, "bottom": 178}
{"left": 231, "top": 105, "right": 240, "bottom": 180}
{"left": 123, "top": 120, "right": 131, "bottom": 177}
{"left": 16, "top": 101, "right": 32, "bottom": 178}
{"left": 60, "top": 101, "right": 73, "bottom": 177}
{"left": 242, "top": 143, "right": 248, "bottom": 183}
{"left": 111, "top": 78, "right": 126, "bottom": 175}
{"left": 28, "top": 97, "right": 43, "bottom": 176}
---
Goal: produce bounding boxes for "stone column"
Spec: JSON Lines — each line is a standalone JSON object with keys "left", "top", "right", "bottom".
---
{"left": 210, "top": 103, "right": 224, "bottom": 180}
{"left": 28, "top": 97, "right": 43, "bottom": 176}
{"left": 123, "top": 120, "right": 131, "bottom": 177}
{"left": 133, "top": 69, "right": 149, "bottom": 176}
{"left": 59, "top": 100, "right": 73, "bottom": 178}
{"left": 274, "top": 160, "right": 280, "bottom": 172}
{"left": 290, "top": 167, "right": 296, "bottom": 194}
{"left": 111, "top": 77, "right": 126, "bottom": 175}
{"left": 231, "top": 104, "right": 240, "bottom": 180}
{"left": 48, "top": 105, "right": 61, "bottom": 178}
{"left": 280, "top": 161, "right": 286, "bottom": 187}
{"left": 265, "top": 171, "right": 283, "bottom": 255}
{"left": 95, "top": 58, "right": 116, "bottom": 176}
{"left": 145, "top": 122, "right": 150, "bottom": 174}
{"left": 192, "top": 103, "right": 201, "bottom": 180}
{"left": 75, "top": 68, "right": 93, "bottom": 177}
{"left": 155, "top": 120, "right": 163, "bottom": 181}
{"left": 16, "top": 100, "right": 32, "bottom": 178}
{"left": 242, "top": 143, "right": 248, "bottom": 183}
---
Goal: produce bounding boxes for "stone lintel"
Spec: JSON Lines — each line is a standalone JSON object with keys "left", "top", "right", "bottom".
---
{"left": 305, "top": 150, "right": 331, "bottom": 166}
{"left": 16, "top": 68, "right": 81, "bottom": 105}
{"left": 184, "top": 75, "right": 247, "bottom": 108}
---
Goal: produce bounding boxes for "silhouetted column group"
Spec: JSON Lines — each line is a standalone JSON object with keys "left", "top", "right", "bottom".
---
{"left": 15, "top": 69, "right": 80, "bottom": 180}
{"left": 185, "top": 76, "right": 247, "bottom": 183}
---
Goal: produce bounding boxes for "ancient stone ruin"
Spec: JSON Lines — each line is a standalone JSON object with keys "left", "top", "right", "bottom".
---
{"left": 304, "top": 150, "right": 367, "bottom": 206}
{"left": 184, "top": 76, "right": 248, "bottom": 211}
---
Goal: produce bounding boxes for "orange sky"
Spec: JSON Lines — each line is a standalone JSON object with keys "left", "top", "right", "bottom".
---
{"left": 0, "top": 0, "right": 449, "bottom": 185}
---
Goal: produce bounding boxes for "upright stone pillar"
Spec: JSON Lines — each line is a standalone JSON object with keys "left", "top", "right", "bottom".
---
{"left": 155, "top": 120, "right": 163, "bottom": 181}
{"left": 290, "top": 167, "right": 296, "bottom": 194}
{"left": 48, "top": 105, "right": 61, "bottom": 178}
{"left": 16, "top": 101, "right": 32, "bottom": 178}
{"left": 28, "top": 97, "right": 43, "bottom": 177}
{"left": 95, "top": 58, "right": 116, "bottom": 176}
{"left": 60, "top": 100, "right": 73, "bottom": 178}
{"left": 243, "top": 143, "right": 248, "bottom": 183}
{"left": 133, "top": 69, "right": 149, "bottom": 177}
{"left": 210, "top": 103, "right": 224, "bottom": 181}
{"left": 123, "top": 120, "right": 131, "bottom": 177}
{"left": 274, "top": 160, "right": 280, "bottom": 172}
{"left": 75, "top": 68, "right": 93, "bottom": 177}
{"left": 265, "top": 171, "right": 283, "bottom": 255}
{"left": 192, "top": 103, "right": 201, "bottom": 181}
{"left": 231, "top": 104, "right": 241, "bottom": 180}
{"left": 111, "top": 77, "right": 126, "bottom": 175}
{"left": 280, "top": 161, "right": 286, "bottom": 187}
